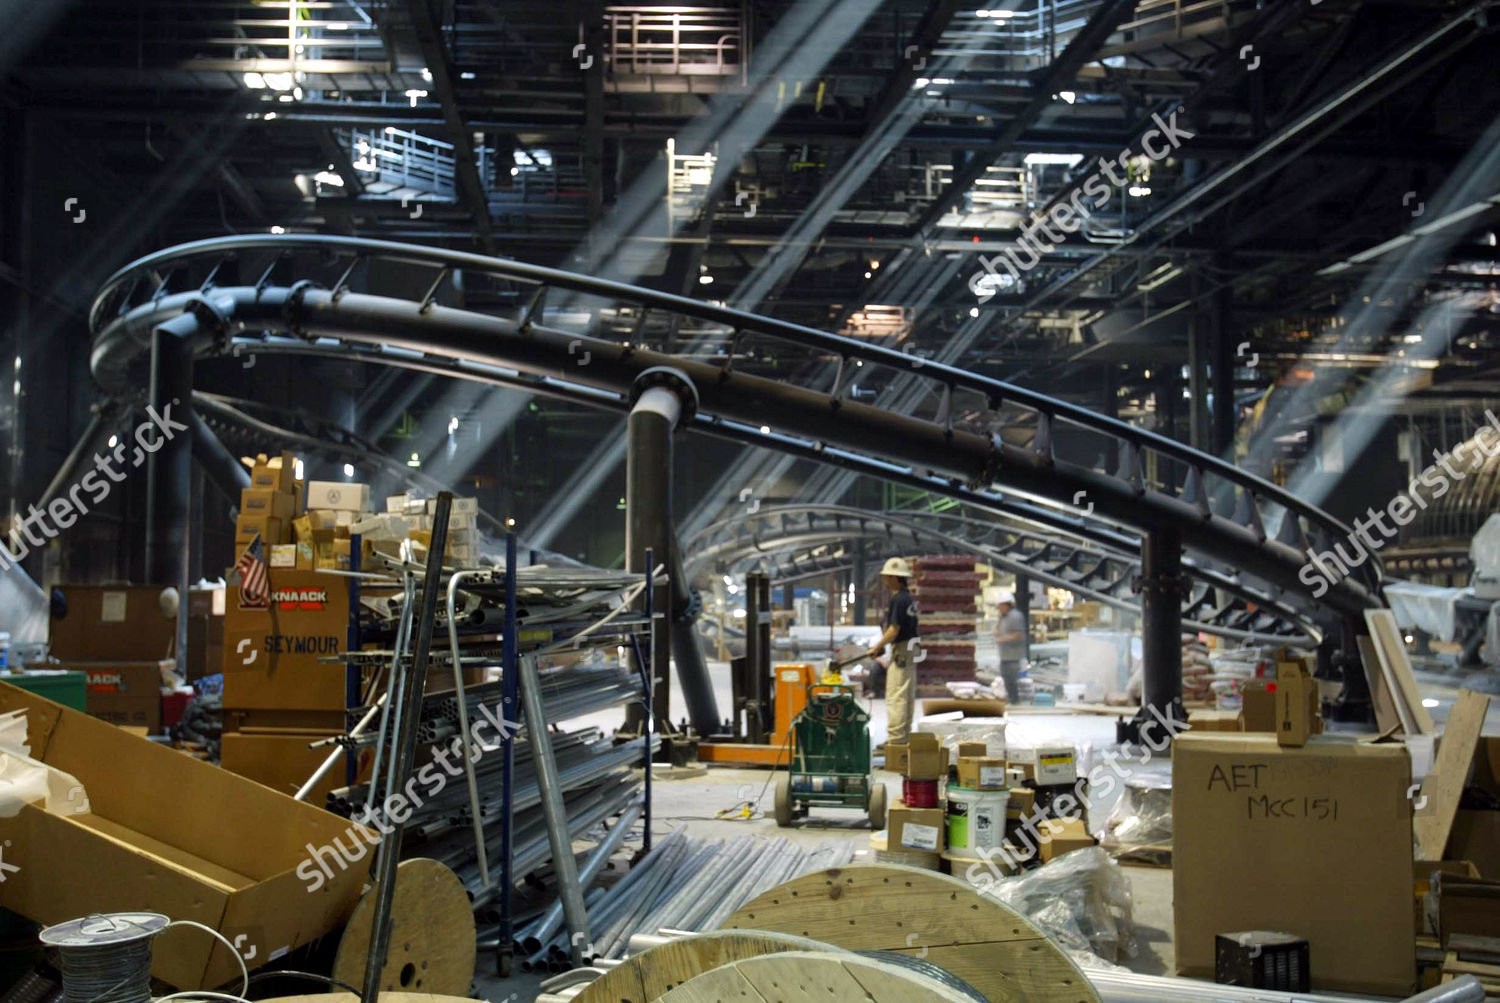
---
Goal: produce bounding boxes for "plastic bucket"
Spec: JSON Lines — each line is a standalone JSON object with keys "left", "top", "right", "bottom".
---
{"left": 945, "top": 785, "right": 1010, "bottom": 859}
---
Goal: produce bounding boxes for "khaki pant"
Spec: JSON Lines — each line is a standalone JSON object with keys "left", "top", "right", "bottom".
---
{"left": 886, "top": 641, "right": 917, "bottom": 746}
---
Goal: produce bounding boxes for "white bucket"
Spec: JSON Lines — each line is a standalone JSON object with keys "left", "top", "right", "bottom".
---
{"left": 1061, "top": 683, "right": 1088, "bottom": 704}
{"left": 945, "top": 786, "right": 1010, "bottom": 859}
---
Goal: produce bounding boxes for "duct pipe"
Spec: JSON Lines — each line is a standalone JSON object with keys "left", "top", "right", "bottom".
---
{"left": 625, "top": 369, "right": 719, "bottom": 736}
{"left": 189, "top": 413, "right": 251, "bottom": 503}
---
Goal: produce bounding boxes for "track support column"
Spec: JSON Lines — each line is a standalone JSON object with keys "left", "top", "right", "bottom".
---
{"left": 1131, "top": 526, "right": 1187, "bottom": 744}
{"left": 625, "top": 368, "right": 719, "bottom": 747}
{"left": 145, "top": 315, "right": 196, "bottom": 677}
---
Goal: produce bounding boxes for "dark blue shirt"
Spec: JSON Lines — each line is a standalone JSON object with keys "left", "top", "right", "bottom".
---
{"left": 884, "top": 588, "right": 919, "bottom": 642}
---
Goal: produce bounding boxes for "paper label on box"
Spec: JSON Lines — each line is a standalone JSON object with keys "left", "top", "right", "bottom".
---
{"left": 901, "top": 822, "right": 939, "bottom": 851}
{"left": 269, "top": 544, "right": 297, "bottom": 568}
{"left": 780, "top": 669, "right": 801, "bottom": 682}
{"left": 100, "top": 591, "right": 127, "bottom": 623}
{"left": 980, "top": 766, "right": 1007, "bottom": 786}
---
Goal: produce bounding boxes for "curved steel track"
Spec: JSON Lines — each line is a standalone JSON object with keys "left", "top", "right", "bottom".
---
{"left": 88, "top": 235, "right": 1382, "bottom": 644}
{"left": 685, "top": 504, "right": 1317, "bottom": 645}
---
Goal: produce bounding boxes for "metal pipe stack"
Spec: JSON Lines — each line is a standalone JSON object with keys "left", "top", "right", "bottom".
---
{"left": 503, "top": 827, "right": 855, "bottom": 971}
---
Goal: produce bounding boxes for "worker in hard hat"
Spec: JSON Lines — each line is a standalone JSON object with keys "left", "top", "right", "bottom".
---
{"left": 866, "top": 556, "right": 919, "bottom": 748}
{"left": 995, "top": 589, "right": 1027, "bottom": 703}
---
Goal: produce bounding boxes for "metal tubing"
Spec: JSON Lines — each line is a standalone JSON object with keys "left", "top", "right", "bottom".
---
{"left": 527, "top": 799, "right": 643, "bottom": 950}
{"left": 1087, "top": 970, "right": 1484, "bottom": 1003}
{"left": 368, "top": 571, "right": 417, "bottom": 811}
{"left": 519, "top": 652, "right": 592, "bottom": 967}
{"left": 446, "top": 569, "right": 490, "bottom": 886}
{"left": 361, "top": 492, "right": 453, "bottom": 1003}
{"left": 499, "top": 529, "right": 520, "bottom": 969}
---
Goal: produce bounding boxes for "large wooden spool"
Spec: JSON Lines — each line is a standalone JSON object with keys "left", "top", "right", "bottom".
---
{"left": 720, "top": 864, "right": 1101, "bottom": 1002}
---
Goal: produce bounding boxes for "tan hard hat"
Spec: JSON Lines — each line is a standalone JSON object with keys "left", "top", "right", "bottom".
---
{"left": 880, "top": 557, "right": 913, "bottom": 578}
{"left": 996, "top": 590, "right": 1015, "bottom": 605}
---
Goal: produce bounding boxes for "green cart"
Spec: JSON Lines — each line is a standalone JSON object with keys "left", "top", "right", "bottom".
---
{"left": 773, "top": 683, "right": 886, "bottom": 829}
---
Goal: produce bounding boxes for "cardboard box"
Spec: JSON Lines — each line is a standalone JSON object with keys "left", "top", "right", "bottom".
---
{"left": 306, "top": 481, "right": 369, "bottom": 512}
{"left": 247, "top": 451, "right": 297, "bottom": 493}
{"left": 906, "top": 733, "right": 944, "bottom": 780}
{"left": 1006, "top": 786, "right": 1035, "bottom": 821}
{"left": 1241, "top": 679, "right": 1277, "bottom": 732}
{"left": 239, "top": 488, "right": 296, "bottom": 522}
{"left": 427, "top": 497, "right": 478, "bottom": 515}
{"left": 1275, "top": 654, "right": 1322, "bottom": 747}
{"left": 234, "top": 514, "right": 284, "bottom": 546}
{"left": 1437, "top": 871, "right": 1500, "bottom": 944}
{"left": 1007, "top": 758, "right": 1036, "bottom": 783}
{"left": 1172, "top": 733, "right": 1414, "bottom": 995}
{"left": 885, "top": 743, "right": 908, "bottom": 773}
{"left": 1449, "top": 810, "right": 1500, "bottom": 879}
{"left": 0, "top": 681, "right": 364, "bottom": 989}
{"left": 1037, "top": 816, "right": 1094, "bottom": 861}
{"left": 221, "top": 730, "right": 372, "bottom": 803}
{"left": 957, "top": 741, "right": 987, "bottom": 759}
{"left": 1189, "top": 709, "right": 1242, "bottom": 732}
{"left": 221, "top": 569, "right": 351, "bottom": 714}
{"left": 957, "top": 755, "right": 1009, "bottom": 790}
{"left": 49, "top": 585, "right": 178, "bottom": 662}
{"left": 76, "top": 661, "right": 167, "bottom": 733}
{"left": 1034, "top": 745, "right": 1078, "bottom": 785}
{"left": 888, "top": 806, "right": 945, "bottom": 852}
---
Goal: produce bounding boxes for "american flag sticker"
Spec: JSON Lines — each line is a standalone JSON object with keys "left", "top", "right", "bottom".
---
{"left": 234, "top": 533, "right": 270, "bottom": 611}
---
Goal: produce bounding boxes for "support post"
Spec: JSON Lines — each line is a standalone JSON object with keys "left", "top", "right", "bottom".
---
{"left": 1131, "top": 527, "right": 1186, "bottom": 744}
{"left": 625, "top": 368, "right": 718, "bottom": 739}
{"left": 744, "top": 570, "right": 771, "bottom": 743}
{"left": 146, "top": 316, "right": 195, "bottom": 678}
{"left": 851, "top": 548, "right": 867, "bottom": 626}
{"left": 1014, "top": 572, "right": 1032, "bottom": 664}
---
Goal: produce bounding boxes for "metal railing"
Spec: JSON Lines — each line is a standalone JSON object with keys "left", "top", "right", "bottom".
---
{"left": 344, "top": 126, "right": 494, "bottom": 197}
{"left": 604, "top": 6, "right": 745, "bottom": 78}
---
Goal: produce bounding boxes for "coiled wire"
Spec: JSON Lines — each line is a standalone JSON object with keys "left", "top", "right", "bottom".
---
{"left": 53, "top": 934, "right": 154, "bottom": 1003}
{"left": 857, "top": 950, "right": 989, "bottom": 1002}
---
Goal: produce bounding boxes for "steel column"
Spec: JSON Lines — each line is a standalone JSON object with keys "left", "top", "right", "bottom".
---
{"left": 1137, "top": 527, "right": 1185, "bottom": 739}
{"left": 626, "top": 370, "right": 718, "bottom": 737}
{"left": 146, "top": 316, "right": 195, "bottom": 678}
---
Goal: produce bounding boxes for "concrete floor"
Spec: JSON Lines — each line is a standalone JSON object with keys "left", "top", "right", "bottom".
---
{"left": 475, "top": 661, "right": 1180, "bottom": 1001}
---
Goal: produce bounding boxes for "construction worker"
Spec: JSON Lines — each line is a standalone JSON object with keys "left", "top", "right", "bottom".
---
{"left": 866, "top": 557, "right": 918, "bottom": 747}
{"left": 995, "top": 590, "right": 1026, "bottom": 703}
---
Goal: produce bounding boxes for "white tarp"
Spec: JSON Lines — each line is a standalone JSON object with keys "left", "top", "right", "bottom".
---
{"left": 1383, "top": 580, "right": 1468, "bottom": 642}
{"left": 0, "top": 544, "right": 49, "bottom": 646}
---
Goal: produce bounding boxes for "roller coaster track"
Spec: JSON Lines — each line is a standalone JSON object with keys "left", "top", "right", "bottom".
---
{"left": 685, "top": 504, "right": 1317, "bottom": 645}
{"left": 89, "top": 235, "right": 1382, "bottom": 647}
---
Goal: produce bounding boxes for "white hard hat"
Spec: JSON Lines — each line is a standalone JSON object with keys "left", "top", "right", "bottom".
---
{"left": 996, "top": 590, "right": 1015, "bottom": 605}
{"left": 880, "top": 557, "right": 913, "bottom": 578}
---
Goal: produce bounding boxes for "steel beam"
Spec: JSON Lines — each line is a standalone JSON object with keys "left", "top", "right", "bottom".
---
{"left": 1136, "top": 527, "right": 1185, "bottom": 743}
{"left": 402, "top": 0, "right": 494, "bottom": 252}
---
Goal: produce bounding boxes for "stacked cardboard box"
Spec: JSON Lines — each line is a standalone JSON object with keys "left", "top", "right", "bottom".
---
{"left": 385, "top": 493, "right": 482, "bottom": 564}
{"left": 910, "top": 555, "right": 982, "bottom": 697}
{"left": 48, "top": 585, "right": 179, "bottom": 732}
{"left": 237, "top": 452, "right": 299, "bottom": 550}
{"left": 884, "top": 733, "right": 948, "bottom": 865}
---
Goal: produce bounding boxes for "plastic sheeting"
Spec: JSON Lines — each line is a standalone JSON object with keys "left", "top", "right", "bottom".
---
{"left": 989, "top": 845, "right": 1138, "bottom": 965}
{"left": 0, "top": 544, "right": 49, "bottom": 647}
{"left": 1384, "top": 580, "right": 1468, "bottom": 642}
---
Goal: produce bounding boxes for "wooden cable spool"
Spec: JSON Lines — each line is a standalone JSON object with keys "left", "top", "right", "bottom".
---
{"left": 331, "top": 859, "right": 476, "bottom": 997}
{"left": 658, "top": 949, "right": 980, "bottom": 1002}
{"left": 573, "top": 931, "right": 835, "bottom": 1003}
{"left": 720, "top": 864, "right": 1102, "bottom": 1003}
